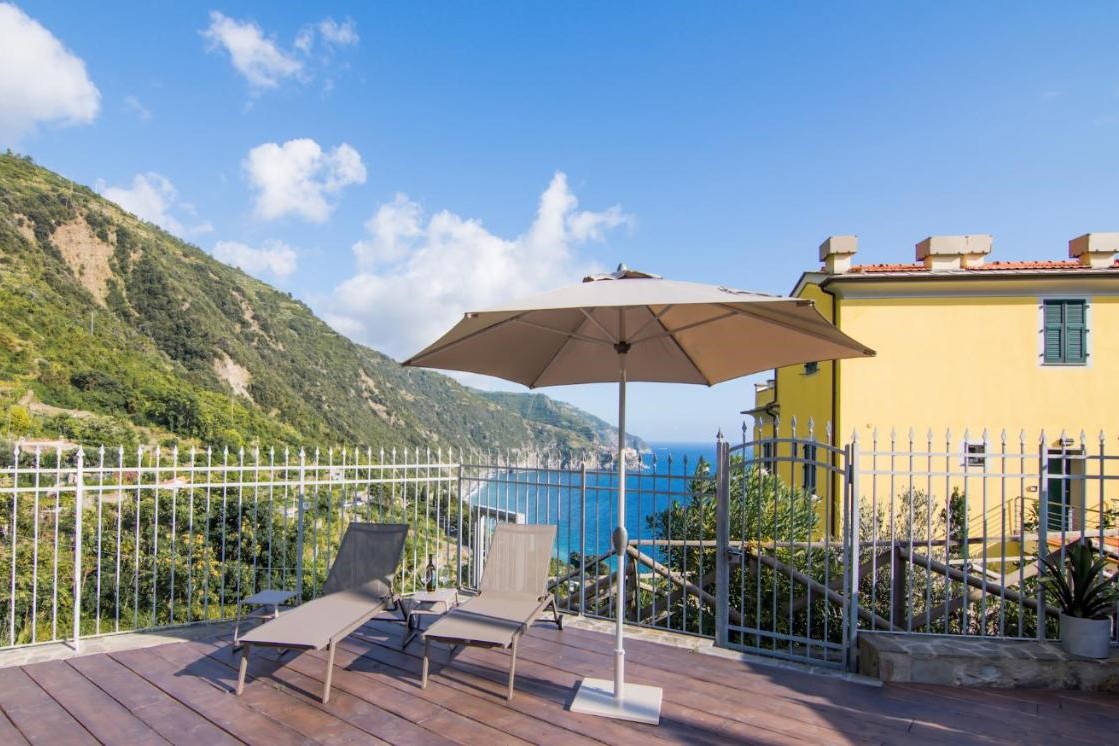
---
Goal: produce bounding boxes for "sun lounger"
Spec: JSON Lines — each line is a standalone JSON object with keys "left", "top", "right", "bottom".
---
{"left": 235, "top": 522, "right": 408, "bottom": 704}
{"left": 421, "top": 524, "right": 561, "bottom": 699}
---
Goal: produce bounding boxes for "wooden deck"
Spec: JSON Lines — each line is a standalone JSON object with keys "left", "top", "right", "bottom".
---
{"left": 0, "top": 616, "right": 1116, "bottom": 745}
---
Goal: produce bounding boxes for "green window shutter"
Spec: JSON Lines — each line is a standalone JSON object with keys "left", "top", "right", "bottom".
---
{"left": 1064, "top": 300, "right": 1086, "bottom": 363}
{"left": 1042, "top": 301, "right": 1064, "bottom": 363}
{"left": 1042, "top": 300, "right": 1088, "bottom": 364}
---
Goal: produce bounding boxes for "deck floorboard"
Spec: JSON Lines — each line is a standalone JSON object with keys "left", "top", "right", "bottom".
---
{"left": 1, "top": 617, "right": 1116, "bottom": 745}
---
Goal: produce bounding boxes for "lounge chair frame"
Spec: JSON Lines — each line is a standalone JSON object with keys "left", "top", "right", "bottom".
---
{"left": 420, "top": 524, "right": 562, "bottom": 700}
{"left": 235, "top": 522, "right": 408, "bottom": 704}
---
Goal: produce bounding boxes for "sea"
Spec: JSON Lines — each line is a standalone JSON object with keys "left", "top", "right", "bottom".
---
{"left": 471, "top": 441, "right": 718, "bottom": 561}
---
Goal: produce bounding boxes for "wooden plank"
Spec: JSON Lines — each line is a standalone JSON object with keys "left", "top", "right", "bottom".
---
{"left": 524, "top": 624, "right": 914, "bottom": 722}
{"left": 202, "top": 635, "right": 576, "bottom": 746}
{"left": 171, "top": 640, "right": 445, "bottom": 745}
{"left": 180, "top": 644, "right": 393, "bottom": 745}
{"left": 22, "top": 660, "right": 165, "bottom": 745}
{"left": 535, "top": 624, "right": 1074, "bottom": 745}
{"left": 293, "top": 639, "right": 604, "bottom": 746}
{"left": 0, "top": 709, "right": 28, "bottom": 746}
{"left": 504, "top": 629, "right": 900, "bottom": 745}
{"left": 344, "top": 621, "right": 677, "bottom": 745}
{"left": 109, "top": 646, "right": 313, "bottom": 746}
{"left": 68, "top": 653, "right": 239, "bottom": 746}
{"left": 0, "top": 667, "right": 96, "bottom": 745}
{"left": 360, "top": 619, "right": 822, "bottom": 745}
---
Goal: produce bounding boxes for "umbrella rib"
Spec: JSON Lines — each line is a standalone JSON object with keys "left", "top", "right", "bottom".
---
{"left": 717, "top": 302, "right": 873, "bottom": 352}
{"left": 630, "top": 309, "right": 738, "bottom": 343}
{"left": 648, "top": 311, "right": 715, "bottom": 386}
{"left": 402, "top": 312, "right": 526, "bottom": 364}
{"left": 510, "top": 317, "right": 615, "bottom": 347}
{"left": 627, "top": 304, "right": 675, "bottom": 344}
{"left": 578, "top": 308, "right": 619, "bottom": 344}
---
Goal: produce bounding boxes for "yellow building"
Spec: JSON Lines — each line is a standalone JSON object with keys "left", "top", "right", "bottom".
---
{"left": 751, "top": 233, "right": 1119, "bottom": 535}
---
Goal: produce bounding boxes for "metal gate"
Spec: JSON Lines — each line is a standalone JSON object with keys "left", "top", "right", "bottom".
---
{"left": 714, "top": 430, "right": 857, "bottom": 669}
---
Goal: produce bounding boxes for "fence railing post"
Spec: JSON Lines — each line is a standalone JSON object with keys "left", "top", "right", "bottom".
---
{"left": 846, "top": 434, "right": 861, "bottom": 672}
{"left": 715, "top": 432, "right": 730, "bottom": 648}
{"left": 73, "top": 447, "right": 84, "bottom": 650}
{"left": 295, "top": 448, "right": 306, "bottom": 602}
{"left": 579, "top": 463, "right": 587, "bottom": 616}
{"left": 456, "top": 458, "right": 464, "bottom": 591}
{"left": 1037, "top": 432, "right": 1048, "bottom": 640}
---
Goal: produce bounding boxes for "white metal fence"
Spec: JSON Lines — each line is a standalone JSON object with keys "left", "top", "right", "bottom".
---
{"left": 2, "top": 426, "right": 1116, "bottom": 673}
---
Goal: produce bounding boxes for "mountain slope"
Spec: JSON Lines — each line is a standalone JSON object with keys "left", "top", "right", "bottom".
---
{"left": 478, "top": 391, "right": 646, "bottom": 452}
{"left": 0, "top": 153, "right": 630, "bottom": 454}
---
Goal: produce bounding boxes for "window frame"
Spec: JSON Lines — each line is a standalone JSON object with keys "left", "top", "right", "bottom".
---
{"left": 963, "top": 442, "right": 986, "bottom": 469}
{"left": 1039, "top": 298, "right": 1089, "bottom": 367}
{"left": 801, "top": 443, "right": 818, "bottom": 494}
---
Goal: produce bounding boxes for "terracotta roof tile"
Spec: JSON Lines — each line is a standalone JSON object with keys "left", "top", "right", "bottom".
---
{"left": 841, "top": 259, "right": 1119, "bottom": 275}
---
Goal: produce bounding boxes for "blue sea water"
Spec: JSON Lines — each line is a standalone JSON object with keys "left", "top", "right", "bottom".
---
{"left": 471, "top": 441, "right": 720, "bottom": 562}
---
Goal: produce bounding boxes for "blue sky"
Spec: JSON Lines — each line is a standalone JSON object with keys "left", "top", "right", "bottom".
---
{"left": 3, "top": 2, "right": 1119, "bottom": 443}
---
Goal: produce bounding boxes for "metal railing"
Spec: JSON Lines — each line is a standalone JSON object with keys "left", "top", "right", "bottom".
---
{"left": 852, "top": 426, "right": 1119, "bottom": 645}
{"left": 2, "top": 425, "right": 1116, "bottom": 668}
{"left": 1, "top": 444, "right": 462, "bottom": 650}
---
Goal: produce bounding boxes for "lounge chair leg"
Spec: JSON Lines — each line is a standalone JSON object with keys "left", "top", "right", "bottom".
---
{"left": 507, "top": 638, "right": 518, "bottom": 701}
{"left": 421, "top": 639, "right": 430, "bottom": 689}
{"left": 236, "top": 644, "right": 250, "bottom": 696}
{"left": 549, "top": 597, "right": 562, "bottom": 629}
{"left": 323, "top": 639, "right": 336, "bottom": 704}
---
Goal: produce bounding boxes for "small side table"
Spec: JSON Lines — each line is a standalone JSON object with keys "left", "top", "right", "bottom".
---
{"left": 233, "top": 589, "right": 297, "bottom": 644}
{"left": 399, "top": 588, "right": 460, "bottom": 649}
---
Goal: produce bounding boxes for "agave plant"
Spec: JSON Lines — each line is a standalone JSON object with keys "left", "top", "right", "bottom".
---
{"left": 1041, "top": 542, "right": 1119, "bottom": 619}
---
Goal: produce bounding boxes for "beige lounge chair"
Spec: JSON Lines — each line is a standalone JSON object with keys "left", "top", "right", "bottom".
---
{"left": 235, "top": 522, "right": 408, "bottom": 703}
{"left": 421, "top": 524, "right": 561, "bottom": 700}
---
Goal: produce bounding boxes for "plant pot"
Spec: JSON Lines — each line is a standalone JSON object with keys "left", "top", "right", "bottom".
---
{"left": 1060, "top": 612, "right": 1113, "bottom": 659}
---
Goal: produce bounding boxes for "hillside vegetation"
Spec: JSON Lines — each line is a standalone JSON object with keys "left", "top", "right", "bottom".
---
{"left": 0, "top": 152, "right": 632, "bottom": 456}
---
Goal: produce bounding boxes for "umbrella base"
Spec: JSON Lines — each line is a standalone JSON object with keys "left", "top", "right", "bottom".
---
{"left": 569, "top": 678, "right": 662, "bottom": 725}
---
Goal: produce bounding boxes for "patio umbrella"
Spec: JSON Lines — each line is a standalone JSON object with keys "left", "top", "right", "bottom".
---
{"left": 403, "top": 265, "right": 874, "bottom": 723}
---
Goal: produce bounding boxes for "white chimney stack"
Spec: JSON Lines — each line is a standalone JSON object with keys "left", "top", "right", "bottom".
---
{"left": 1069, "top": 233, "right": 1119, "bottom": 269}
{"left": 819, "top": 235, "right": 858, "bottom": 274}
{"left": 916, "top": 234, "right": 992, "bottom": 270}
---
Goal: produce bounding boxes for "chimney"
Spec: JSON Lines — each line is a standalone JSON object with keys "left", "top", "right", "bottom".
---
{"left": 1069, "top": 233, "right": 1119, "bottom": 269}
{"left": 819, "top": 235, "right": 858, "bottom": 274}
{"left": 916, "top": 234, "right": 992, "bottom": 270}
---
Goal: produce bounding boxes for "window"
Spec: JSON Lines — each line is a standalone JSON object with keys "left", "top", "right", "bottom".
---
{"left": 760, "top": 442, "right": 775, "bottom": 473}
{"left": 802, "top": 443, "right": 817, "bottom": 493}
{"left": 1042, "top": 300, "right": 1087, "bottom": 365}
{"left": 964, "top": 442, "right": 986, "bottom": 469}
{"left": 803, "top": 361, "right": 819, "bottom": 376}
{"left": 1045, "top": 447, "right": 1084, "bottom": 532}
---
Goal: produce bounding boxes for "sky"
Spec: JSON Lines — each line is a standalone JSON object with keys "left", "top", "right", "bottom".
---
{"left": 3, "top": 2, "right": 1119, "bottom": 444}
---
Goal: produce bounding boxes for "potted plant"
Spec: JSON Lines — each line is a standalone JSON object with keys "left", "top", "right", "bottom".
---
{"left": 1041, "top": 541, "right": 1119, "bottom": 658}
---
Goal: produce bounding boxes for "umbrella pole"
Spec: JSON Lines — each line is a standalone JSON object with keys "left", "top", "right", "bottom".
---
{"left": 614, "top": 353, "right": 627, "bottom": 701}
{"left": 569, "top": 345, "right": 662, "bottom": 724}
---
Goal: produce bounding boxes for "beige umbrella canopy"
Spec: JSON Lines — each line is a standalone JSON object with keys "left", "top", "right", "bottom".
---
{"left": 404, "top": 265, "right": 874, "bottom": 724}
{"left": 404, "top": 266, "right": 874, "bottom": 386}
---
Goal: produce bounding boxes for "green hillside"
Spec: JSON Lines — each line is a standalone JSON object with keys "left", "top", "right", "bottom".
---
{"left": 0, "top": 152, "right": 631, "bottom": 455}
{"left": 478, "top": 391, "right": 646, "bottom": 453}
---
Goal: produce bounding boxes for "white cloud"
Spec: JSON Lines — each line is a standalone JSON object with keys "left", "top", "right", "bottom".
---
{"left": 295, "top": 17, "right": 359, "bottom": 55}
{"left": 202, "top": 12, "right": 358, "bottom": 94}
{"left": 317, "top": 18, "right": 359, "bottom": 47}
{"left": 123, "top": 94, "right": 151, "bottom": 121}
{"left": 325, "top": 172, "right": 630, "bottom": 359}
{"left": 213, "top": 239, "right": 297, "bottom": 279}
{"left": 98, "top": 172, "right": 212, "bottom": 237}
{"left": 352, "top": 193, "right": 423, "bottom": 268}
{"left": 244, "top": 138, "right": 366, "bottom": 222}
{"left": 201, "top": 11, "right": 302, "bottom": 90}
{"left": 0, "top": 2, "right": 99, "bottom": 144}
